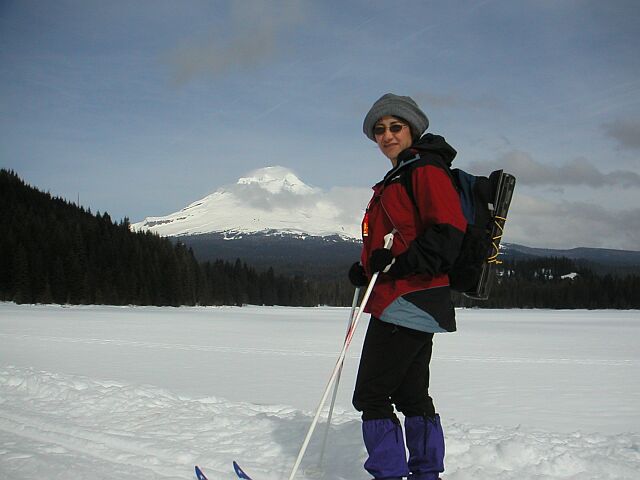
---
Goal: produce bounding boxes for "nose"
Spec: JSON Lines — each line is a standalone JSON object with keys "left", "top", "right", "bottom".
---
{"left": 381, "top": 128, "right": 394, "bottom": 142}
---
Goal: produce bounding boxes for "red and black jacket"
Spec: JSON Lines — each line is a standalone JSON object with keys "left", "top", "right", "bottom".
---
{"left": 360, "top": 134, "right": 467, "bottom": 333}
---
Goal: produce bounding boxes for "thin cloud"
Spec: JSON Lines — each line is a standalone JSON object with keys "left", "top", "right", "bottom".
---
{"left": 230, "top": 183, "right": 319, "bottom": 211}
{"left": 165, "top": 0, "right": 308, "bottom": 85}
{"left": 224, "top": 177, "right": 640, "bottom": 250}
{"left": 603, "top": 118, "right": 640, "bottom": 150}
{"left": 506, "top": 193, "right": 640, "bottom": 250}
{"left": 469, "top": 151, "right": 640, "bottom": 188}
{"left": 415, "top": 92, "right": 502, "bottom": 111}
{"left": 227, "top": 181, "right": 369, "bottom": 215}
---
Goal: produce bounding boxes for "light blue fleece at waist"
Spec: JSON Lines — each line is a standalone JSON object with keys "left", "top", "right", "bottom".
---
{"left": 379, "top": 296, "right": 448, "bottom": 333}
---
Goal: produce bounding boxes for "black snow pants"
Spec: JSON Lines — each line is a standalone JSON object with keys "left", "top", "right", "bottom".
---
{"left": 352, "top": 316, "right": 435, "bottom": 422}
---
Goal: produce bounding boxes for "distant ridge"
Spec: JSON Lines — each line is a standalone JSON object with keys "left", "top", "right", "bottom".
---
{"left": 503, "top": 243, "right": 640, "bottom": 267}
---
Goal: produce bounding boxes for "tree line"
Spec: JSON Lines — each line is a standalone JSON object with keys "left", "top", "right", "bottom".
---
{"left": 454, "top": 256, "right": 640, "bottom": 309}
{"left": 2, "top": 169, "right": 638, "bottom": 309}
{"left": 0, "top": 169, "right": 354, "bottom": 307}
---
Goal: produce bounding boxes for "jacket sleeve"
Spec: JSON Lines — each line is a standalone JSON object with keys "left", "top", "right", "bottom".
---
{"left": 390, "top": 164, "right": 467, "bottom": 277}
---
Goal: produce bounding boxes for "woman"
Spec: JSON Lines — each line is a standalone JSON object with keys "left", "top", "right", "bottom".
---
{"left": 349, "top": 93, "right": 467, "bottom": 479}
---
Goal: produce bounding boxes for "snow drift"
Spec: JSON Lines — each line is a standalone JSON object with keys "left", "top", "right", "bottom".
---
{"left": 1, "top": 304, "right": 639, "bottom": 479}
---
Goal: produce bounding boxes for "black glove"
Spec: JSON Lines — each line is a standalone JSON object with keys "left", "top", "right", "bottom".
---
{"left": 348, "top": 262, "right": 369, "bottom": 287}
{"left": 369, "top": 249, "right": 395, "bottom": 273}
{"left": 369, "top": 249, "right": 412, "bottom": 277}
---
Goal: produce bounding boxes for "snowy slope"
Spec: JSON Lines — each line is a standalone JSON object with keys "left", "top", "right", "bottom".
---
{"left": 131, "top": 166, "right": 368, "bottom": 239}
{"left": 3, "top": 366, "right": 638, "bottom": 480}
{"left": 1, "top": 304, "right": 639, "bottom": 479}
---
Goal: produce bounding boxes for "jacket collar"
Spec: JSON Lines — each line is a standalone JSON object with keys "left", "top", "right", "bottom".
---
{"left": 378, "top": 133, "right": 457, "bottom": 186}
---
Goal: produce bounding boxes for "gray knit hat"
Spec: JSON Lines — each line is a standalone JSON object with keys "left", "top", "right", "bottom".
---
{"left": 363, "top": 93, "right": 429, "bottom": 142}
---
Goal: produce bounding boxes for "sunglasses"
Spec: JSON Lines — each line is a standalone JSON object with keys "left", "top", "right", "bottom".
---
{"left": 373, "top": 123, "right": 407, "bottom": 136}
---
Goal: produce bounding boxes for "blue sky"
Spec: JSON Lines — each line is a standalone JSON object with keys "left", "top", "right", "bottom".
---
{"left": 1, "top": 0, "right": 639, "bottom": 249}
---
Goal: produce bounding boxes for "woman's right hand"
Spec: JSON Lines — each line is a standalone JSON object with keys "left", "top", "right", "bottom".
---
{"left": 348, "top": 262, "right": 369, "bottom": 287}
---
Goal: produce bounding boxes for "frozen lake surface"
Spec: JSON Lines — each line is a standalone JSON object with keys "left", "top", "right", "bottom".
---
{"left": 1, "top": 303, "right": 638, "bottom": 479}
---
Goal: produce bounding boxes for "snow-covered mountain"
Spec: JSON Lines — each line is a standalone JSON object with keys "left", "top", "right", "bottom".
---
{"left": 132, "top": 166, "right": 367, "bottom": 240}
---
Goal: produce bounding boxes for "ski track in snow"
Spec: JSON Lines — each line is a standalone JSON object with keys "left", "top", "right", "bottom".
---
{"left": 1, "top": 365, "right": 639, "bottom": 480}
{"left": 0, "top": 333, "right": 634, "bottom": 367}
{"left": 0, "top": 365, "right": 292, "bottom": 480}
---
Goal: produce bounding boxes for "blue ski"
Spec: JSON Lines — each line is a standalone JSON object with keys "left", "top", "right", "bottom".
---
{"left": 194, "top": 461, "right": 254, "bottom": 479}
{"left": 194, "top": 465, "right": 209, "bottom": 479}
{"left": 233, "top": 461, "right": 254, "bottom": 479}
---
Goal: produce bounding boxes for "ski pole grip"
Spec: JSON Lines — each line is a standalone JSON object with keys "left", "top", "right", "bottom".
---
{"left": 383, "top": 229, "right": 396, "bottom": 250}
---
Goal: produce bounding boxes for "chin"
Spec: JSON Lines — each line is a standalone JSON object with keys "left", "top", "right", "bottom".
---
{"left": 384, "top": 149, "right": 400, "bottom": 160}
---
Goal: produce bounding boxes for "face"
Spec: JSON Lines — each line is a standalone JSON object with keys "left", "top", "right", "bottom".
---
{"left": 373, "top": 116, "right": 413, "bottom": 166}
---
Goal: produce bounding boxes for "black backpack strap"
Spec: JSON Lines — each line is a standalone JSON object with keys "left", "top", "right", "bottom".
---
{"left": 398, "top": 152, "right": 458, "bottom": 215}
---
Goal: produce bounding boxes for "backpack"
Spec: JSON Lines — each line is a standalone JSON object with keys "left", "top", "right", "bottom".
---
{"left": 404, "top": 164, "right": 516, "bottom": 300}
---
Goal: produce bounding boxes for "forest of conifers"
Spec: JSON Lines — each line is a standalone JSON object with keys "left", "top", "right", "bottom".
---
{"left": 2, "top": 169, "right": 638, "bottom": 309}
{"left": 1, "top": 169, "right": 353, "bottom": 307}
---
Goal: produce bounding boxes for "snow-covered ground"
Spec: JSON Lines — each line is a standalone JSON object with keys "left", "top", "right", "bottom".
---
{"left": 1, "top": 303, "right": 638, "bottom": 479}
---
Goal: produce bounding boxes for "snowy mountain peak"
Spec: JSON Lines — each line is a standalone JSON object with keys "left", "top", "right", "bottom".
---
{"left": 131, "top": 165, "right": 368, "bottom": 239}
{"left": 236, "top": 166, "right": 317, "bottom": 195}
